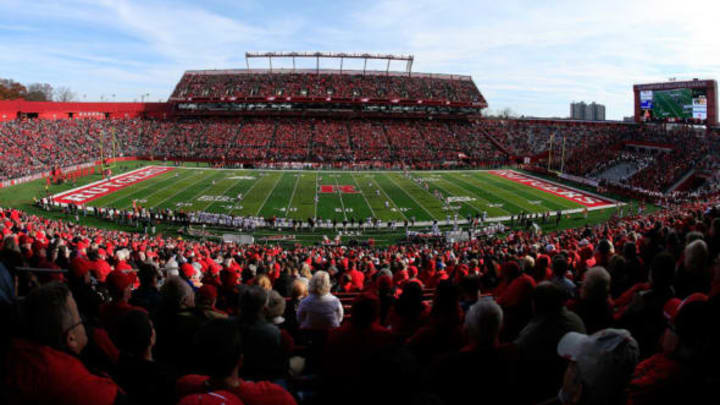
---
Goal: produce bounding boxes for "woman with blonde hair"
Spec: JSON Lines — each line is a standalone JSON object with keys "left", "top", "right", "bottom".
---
{"left": 297, "top": 271, "right": 343, "bottom": 329}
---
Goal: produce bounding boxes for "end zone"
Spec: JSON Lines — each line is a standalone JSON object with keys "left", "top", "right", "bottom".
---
{"left": 488, "top": 170, "right": 617, "bottom": 208}
{"left": 52, "top": 166, "right": 175, "bottom": 205}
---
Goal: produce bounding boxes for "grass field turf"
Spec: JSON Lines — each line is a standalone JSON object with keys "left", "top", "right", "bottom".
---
{"left": 0, "top": 160, "right": 657, "bottom": 246}
{"left": 653, "top": 88, "right": 692, "bottom": 119}
{"left": 69, "top": 165, "right": 606, "bottom": 222}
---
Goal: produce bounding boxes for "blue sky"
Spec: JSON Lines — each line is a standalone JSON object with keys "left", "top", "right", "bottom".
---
{"left": 1, "top": 0, "right": 718, "bottom": 119}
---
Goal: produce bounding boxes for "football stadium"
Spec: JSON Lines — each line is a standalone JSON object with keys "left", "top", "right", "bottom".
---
{"left": 1, "top": 5, "right": 720, "bottom": 405}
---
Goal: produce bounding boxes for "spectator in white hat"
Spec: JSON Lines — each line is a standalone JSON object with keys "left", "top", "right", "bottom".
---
{"left": 557, "top": 328, "right": 639, "bottom": 405}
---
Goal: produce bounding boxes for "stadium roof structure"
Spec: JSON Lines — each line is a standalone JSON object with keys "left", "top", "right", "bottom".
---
{"left": 245, "top": 51, "right": 415, "bottom": 74}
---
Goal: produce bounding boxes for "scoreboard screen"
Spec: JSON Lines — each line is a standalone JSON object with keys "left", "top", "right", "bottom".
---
{"left": 636, "top": 82, "right": 716, "bottom": 124}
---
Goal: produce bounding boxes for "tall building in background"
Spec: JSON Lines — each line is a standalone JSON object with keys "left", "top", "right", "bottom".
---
{"left": 570, "top": 101, "right": 605, "bottom": 121}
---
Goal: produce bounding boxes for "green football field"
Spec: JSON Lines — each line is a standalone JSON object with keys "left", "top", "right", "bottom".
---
{"left": 58, "top": 166, "right": 613, "bottom": 223}
{"left": 653, "top": 88, "right": 692, "bottom": 119}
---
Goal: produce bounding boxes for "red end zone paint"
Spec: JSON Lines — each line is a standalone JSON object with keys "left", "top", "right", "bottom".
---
{"left": 318, "top": 185, "right": 358, "bottom": 194}
{"left": 53, "top": 166, "right": 175, "bottom": 205}
{"left": 488, "top": 170, "right": 614, "bottom": 208}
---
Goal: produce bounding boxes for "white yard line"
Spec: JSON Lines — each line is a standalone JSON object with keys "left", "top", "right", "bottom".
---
{"left": 419, "top": 176, "right": 482, "bottom": 216}
{"left": 363, "top": 174, "right": 408, "bottom": 221}
{"left": 117, "top": 170, "right": 206, "bottom": 209}
{"left": 228, "top": 173, "right": 264, "bottom": 216}
{"left": 202, "top": 175, "right": 244, "bottom": 211}
{"left": 152, "top": 171, "right": 215, "bottom": 209}
{"left": 285, "top": 173, "right": 301, "bottom": 215}
{"left": 101, "top": 169, "right": 183, "bottom": 207}
{"left": 384, "top": 173, "right": 437, "bottom": 221}
{"left": 437, "top": 174, "right": 515, "bottom": 216}
{"left": 314, "top": 172, "right": 319, "bottom": 219}
{"left": 333, "top": 174, "right": 348, "bottom": 221}
{"left": 255, "top": 173, "right": 284, "bottom": 216}
{"left": 349, "top": 174, "right": 378, "bottom": 220}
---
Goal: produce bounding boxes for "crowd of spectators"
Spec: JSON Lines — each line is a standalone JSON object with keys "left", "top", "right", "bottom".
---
{"left": 0, "top": 119, "right": 148, "bottom": 181}
{"left": 3, "top": 116, "right": 720, "bottom": 195}
{"left": 483, "top": 119, "right": 720, "bottom": 195}
{"left": 0, "top": 118, "right": 508, "bottom": 181}
{"left": 2, "top": 190, "right": 720, "bottom": 404}
{"left": 170, "top": 72, "right": 485, "bottom": 104}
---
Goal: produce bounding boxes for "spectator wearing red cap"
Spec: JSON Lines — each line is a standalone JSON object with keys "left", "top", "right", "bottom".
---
{"left": 90, "top": 248, "right": 112, "bottom": 283}
{"left": 66, "top": 251, "right": 105, "bottom": 324}
{"left": 428, "top": 296, "right": 518, "bottom": 405}
{"left": 99, "top": 270, "right": 146, "bottom": 340}
{"left": 494, "top": 261, "right": 536, "bottom": 341}
{"left": 627, "top": 294, "right": 711, "bottom": 405}
{"left": 347, "top": 264, "right": 365, "bottom": 292}
{"left": 195, "top": 284, "right": 227, "bottom": 321}
{"left": 387, "top": 281, "right": 429, "bottom": 340}
{"left": 514, "top": 282, "right": 586, "bottom": 404}
{"left": 177, "top": 318, "right": 296, "bottom": 405}
{"left": 4, "top": 282, "right": 123, "bottom": 405}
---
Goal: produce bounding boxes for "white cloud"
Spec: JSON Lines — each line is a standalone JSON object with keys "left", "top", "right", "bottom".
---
{"left": 0, "top": 0, "right": 719, "bottom": 118}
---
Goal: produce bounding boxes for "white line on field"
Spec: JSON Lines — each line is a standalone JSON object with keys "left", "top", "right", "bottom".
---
{"left": 202, "top": 174, "right": 244, "bottom": 211}
{"left": 437, "top": 174, "right": 513, "bottom": 216}
{"left": 313, "top": 172, "right": 318, "bottom": 219}
{"left": 285, "top": 173, "right": 301, "bottom": 215}
{"left": 384, "top": 173, "right": 437, "bottom": 221}
{"left": 228, "top": 173, "right": 264, "bottom": 216}
{"left": 101, "top": 169, "right": 183, "bottom": 207}
{"left": 152, "top": 171, "right": 215, "bottom": 209}
{"left": 119, "top": 170, "right": 205, "bottom": 209}
{"left": 255, "top": 172, "right": 284, "bottom": 216}
{"left": 419, "top": 175, "right": 481, "bottom": 216}
{"left": 349, "top": 173, "right": 378, "bottom": 220}
{"left": 333, "top": 174, "right": 348, "bottom": 221}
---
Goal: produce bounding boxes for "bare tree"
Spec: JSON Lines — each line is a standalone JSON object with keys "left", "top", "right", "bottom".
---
{"left": 25, "top": 83, "right": 54, "bottom": 101}
{"left": 54, "top": 86, "right": 76, "bottom": 102}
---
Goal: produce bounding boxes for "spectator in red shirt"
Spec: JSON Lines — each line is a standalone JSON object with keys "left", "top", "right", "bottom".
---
{"left": 99, "top": 270, "right": 146, "bottom": 340}
{"left": 626, "top": 294, "right": 711, "bottom": 405}
{"left": 90, "top": 248, "right": 113, "bottom": 283}
{"left": 4, "top": 282, "right": 123, "bottom": 405}
{"left": 495, "top": 261, "right": 536, "bottom": 341}
{"left": 616, "top": 252, "right": 676, "bottom": 359}
{"left": 406, "top": 280, "right": 464, "bottom": 364}
{"left": 177, "top": 318, "right": 297, "bottom": 405}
